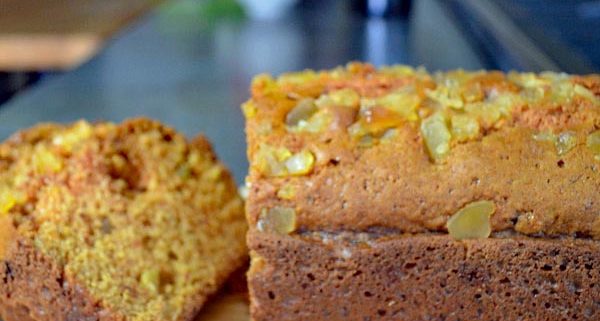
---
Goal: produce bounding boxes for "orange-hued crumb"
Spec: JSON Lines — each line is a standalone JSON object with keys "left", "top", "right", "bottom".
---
{"left": 0, "top": 118, "right": 247, "bottom": 321}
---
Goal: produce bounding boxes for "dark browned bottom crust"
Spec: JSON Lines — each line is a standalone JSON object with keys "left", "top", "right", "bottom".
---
{"left": 0, "top": 237, "right": 122, "bottom": 321}
{"left": 249, "top": 232, "right": 600, "bottom": 321}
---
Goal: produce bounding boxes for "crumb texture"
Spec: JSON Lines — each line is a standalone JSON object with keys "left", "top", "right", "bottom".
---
{"left": 0, "top": 118, "right": 247, "bottom": 321}
{"left": 249, "top": 232, "right": 600, "bottom": 321}
{"left": 243, "top": 63, "right": 600, "bottom": 238}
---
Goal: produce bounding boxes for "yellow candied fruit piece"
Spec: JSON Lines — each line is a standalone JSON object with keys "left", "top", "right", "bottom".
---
{"left": 467, "top": 92, "right": 519, "bottom": 127}
{"left": 203, "top": 165, "right": 222, "bottom": 181}
{"left": 379, "top": 65, "right": 415, "bottom": 76}
{"left": 508, "top": 72, "right": 549, "bottom": 88}
{"left": 376, "top": 90, "right": 421, "bottom": 122}
{"left": 252, "top": 74, "right": 277, "bottom": 91}
{"left": 520, "top": 86, "right": 546, "bottom": 103}
{"left": 420, "top": 112, "right": 452, "bottom": 161}
{"left": 32, "top": 146, "right": 63, "bottom": 174}
{"left": 357, "top": 134, "right": 375, "bottom": 148}
{"left": 551, "top": 82, "right": 574, "bottom": 104}
{"left": 248, "top": 252, "right": 266, "bottom": 276}
{"left": 284, "top": 150, "right": 315, "bottom": 176}
{"left": 450, "top": 115, "right": 480, "bottom": 143}
{"left": 256, "top": 121, "right": 273, "bottom": 135}
{"left": 140, "top": 268, "right": 160, "bottom": 294}
{"left": 446, "top": 200, "right": 495, "bottom": 240}
{"left": 425, "top": 86, "right": 463, "bottom": 109}
{"left": 328, "top": 66, "right": 348, "bottom": 79}
{"left": 493, "top": 93, "right": 520, "bottom": 115}
{"left": 533, "top": 131, "right": 578, "bottom": 156}
{"left": 257, "top": 207, "right": 297, "bottom": 234}
{"left": 254, "top": 144, "right": 315, "bottom": 177}
{"left": 286, "top": 98, "right": 335, "bottom": 134}
{"left": 556, "top": 131, "right": 577, "bottom": 156}
{"left": 533, "top": 131, "right": 556, "bottom": 143}
{"left": 254, "top": 144, "right": 292, "bottom": 177}
{"left": 587, "top": 130, "right": 600, "bottom": 161}
{"left": 0, "top": 188, "right": 17, "bottom": 216}
{"left": 461, "top": 83, "right": 485, "bottom": 103}
{"left": 380, "top": 128, "right": 398, "bottom": 142}
{"left": 291, "top": 109, "right": 332, "bottom": 133}
{"left": 466, "top": 102, "right": 500, "bottom": 127}
{"left": 52, "top": 120, "right": 93, "bottom": 151}
{"left": 286, "top": 98, "right": 318, "bottom": 127}
{"left": 238, "top": 181, "right": 250, "bottom": 200}
{"left": 241, "top": 101, "right": 258, "bottom": 118}
{"left": 574, "top": 84, "right": 599, "bottom": 105}
{"left": 347, "top": 121, "right": 367, "bottom": 139}
{"left": 277, "top": 184, "right": 296, "bottom": 200}
{"left": 176, "top": 163, "right": 191, "bottom": 179}
{"left": 540, "top": 71, "right": 570, "bottom": 82}
{"left": 316, "top": 88, "right": 360, "bottom": 109}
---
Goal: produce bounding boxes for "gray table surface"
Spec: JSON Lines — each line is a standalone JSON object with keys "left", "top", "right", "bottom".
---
{"left": 0, "top": 0, "right": 484, "bottom": 184}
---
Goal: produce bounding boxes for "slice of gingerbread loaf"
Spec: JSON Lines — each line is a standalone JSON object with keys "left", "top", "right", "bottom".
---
{"left": 243, "top": 63, "right": 600, "bottom": 320}
{"left": 0, "top": 118, "right": 247, "bottom": 321}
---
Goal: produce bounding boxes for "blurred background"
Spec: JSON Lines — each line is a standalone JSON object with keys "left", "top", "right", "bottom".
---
{"left": 0, "top": 0, "right": 599, "bottom": 182}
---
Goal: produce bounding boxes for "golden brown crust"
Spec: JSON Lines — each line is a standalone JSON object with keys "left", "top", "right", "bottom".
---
{"left": 247, "top": 126, "right": 599, "bottom": 237}
{"left": 243, "top": 63, "right": 600, "bottom": 238}
{"left": 248, "top": 231, "right": 600, "bottom": 321}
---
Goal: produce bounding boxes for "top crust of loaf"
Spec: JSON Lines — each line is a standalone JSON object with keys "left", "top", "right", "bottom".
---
{"left": 243, "top": 63, "right": 600, "bottom": 239}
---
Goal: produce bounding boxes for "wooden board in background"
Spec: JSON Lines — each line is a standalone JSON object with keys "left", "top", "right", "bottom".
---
{"left": 0, "top": 0, "right": 163, "bottom": 71}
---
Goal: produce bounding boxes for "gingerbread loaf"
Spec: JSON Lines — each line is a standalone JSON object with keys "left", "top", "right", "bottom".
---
{"left": 0, "top": 118, "right": 247, "bottom": 321}
{"left": 243, "top": 63, "right": 600, "bottom": 320}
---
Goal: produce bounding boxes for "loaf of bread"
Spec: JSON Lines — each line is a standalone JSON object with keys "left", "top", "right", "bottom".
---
{"left": 243, "top": 63, "right": 600, "bottom": 320}
{"left": 0, "top": 118, "right": 247, "bottom": 321}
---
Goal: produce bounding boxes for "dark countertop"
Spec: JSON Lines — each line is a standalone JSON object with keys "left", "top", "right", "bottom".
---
{"left": 0, "top": 0, "right": 486, "bottom": 183}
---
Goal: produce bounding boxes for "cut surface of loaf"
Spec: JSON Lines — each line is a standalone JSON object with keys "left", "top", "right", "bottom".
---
{"left": 0, "top": 118, "right": 247, "bottom": 321}
{"left": 243, "top": 63, "right": 600, "bottom": 320}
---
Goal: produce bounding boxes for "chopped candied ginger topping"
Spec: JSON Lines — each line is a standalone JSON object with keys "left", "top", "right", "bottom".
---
{"left": 556, "top": 132, "right": 578, "bottom": 155}
{"left": 316, "top": 88, "right": 361, "bottom": 109}
{"left": 426, "top": 84, "right": 464, "bottom": 109}
{"left": 369, "top": 89, "right": 421, "bottom": 121}
{"left": 254, "top": 144, "right": 315, "bottom": 177}
{"left": 286, "top": 98, "right": 318, "bottom": 127}
{"left": 277, "top": 184, "right": 296, "bottom": 200}
{"left": 242, "top": 101, "right": 258, "bottom": 118}
{"left": 421, "top": 112, "right": 451, "bottom": 161}
{"left": 52, "top": 120, "right": 92, "bottom": 152}
{"left": 0, "top": 187, "right": 19, "bottom": 216}
{"left": 285, "top": 150, "right": 315, "bottom": 175}
{"left": 587, "top": 130, "right": 600, "bottom": 161}
{"left": 238, "top": 181, "right": 250, "bottom": 200}
{"left": 32, "top": 145, "right": 63, "bottom": 174}
{"left": 286, "top": 98, "right": 331, "bottom": 133}
{"left": 447, "top": 200, "right": 495, "bottom": 240}
{"left": 248, "top": 64, "right": 600, "bottom": 163}
{"left": 533, "top": 131, "right": 578, "bottom": 156}
{"left": 140, "top": 268, "right": 161, "bottom": 294}
{"left": 257, "top": 206, "right": 297, "bottom": 234}
{"left": 450, "top": 115, "right": 480, "bottom": 142}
